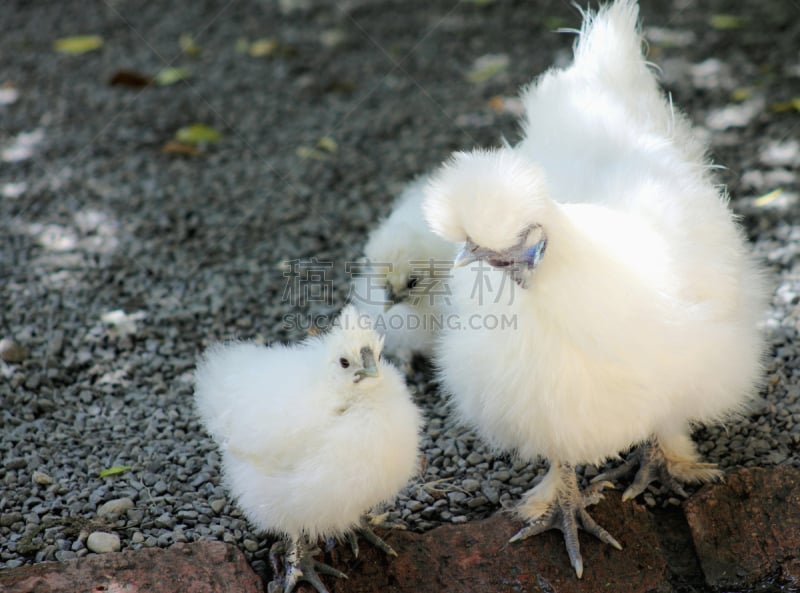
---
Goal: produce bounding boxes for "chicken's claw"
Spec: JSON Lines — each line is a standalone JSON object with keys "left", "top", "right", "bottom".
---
{"left": 346, "top": 516, "right": 398, "bottom": 558}
{"left": 594, "top": 439, "right": 722, "bottom": 502}
{"left": 268, "top": 539, "right": 347, "bottom": 593}
{"left": 511, "top": 463, "right": 621, "bottom": 579}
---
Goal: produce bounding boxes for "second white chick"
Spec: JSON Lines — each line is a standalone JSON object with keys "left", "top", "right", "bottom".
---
{"left": 194, "top": 305, "right": 422, "bottom": 593}
{"left": 353, "top": 177, "right": 457, "bottom": 370}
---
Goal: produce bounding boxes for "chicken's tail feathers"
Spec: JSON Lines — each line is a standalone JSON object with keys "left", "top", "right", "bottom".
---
{"left": 570, "top": 0, "right": 652, "bottom": 89}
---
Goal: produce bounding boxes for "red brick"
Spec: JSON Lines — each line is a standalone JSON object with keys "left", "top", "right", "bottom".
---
{"left": 684, "top": 466, "right": 800, "bottom": 591}
{"left": 0, "top": 542, "right": 263, "bottom": 593}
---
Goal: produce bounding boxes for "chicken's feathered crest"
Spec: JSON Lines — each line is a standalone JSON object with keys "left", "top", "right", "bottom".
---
{"left": 424, "top": 149, "right": 551, "bottom": 253}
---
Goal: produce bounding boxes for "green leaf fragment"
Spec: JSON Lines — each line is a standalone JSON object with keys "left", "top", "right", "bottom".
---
{"left": 753, "top": 188, "right": 783, "bottom": 207}
{"left": 466, "top": 54, "right": 509, "bottom": 84}
{"left": 316, "top": 136, "right": 337, "bottom": 153}
{"left": 155, "top": 67, "right": 191, "bottom": 86}
{"left": 54, "top": 35, "right": 104, "bottom": 55}
{"left": 730, "top": 88, "right": 752, "bottom": 102}
{"left": 175, "top": 124, "right": 222, "bottom": 144}
{"left": 249, "top": 38, "right": 279, "bottom": 57}
{"left": 296, "top": 146, "right": 328, "bottom": 160}
{"left": 770, "top": 98, "right": 800, "bottom": 113}
{"left": 709, "top": 14, "right": 748, "bottom": 30}
{"left": 180, "top": 33, "right": 202, "bottom": 57}
{"left": 99, "top": 465, "right": 132, "bottom": 478}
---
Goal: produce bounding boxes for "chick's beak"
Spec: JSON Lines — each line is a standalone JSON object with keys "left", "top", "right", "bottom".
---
{"left": 454, "top": 239, "right": 483, "bottom": 268}
{"left": 354, "top": 346, "right": 379, "bottom": 382}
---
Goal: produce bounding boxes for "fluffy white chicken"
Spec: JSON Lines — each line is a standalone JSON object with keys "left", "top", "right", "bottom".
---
{"left": 352, "top": 176, "right": 457, "bottom": 370}
{"left": 194, "top": 305, "right": 422, "bottom": 593}
{"left": 424, "top": 0, "right": 767, "bottom": 578}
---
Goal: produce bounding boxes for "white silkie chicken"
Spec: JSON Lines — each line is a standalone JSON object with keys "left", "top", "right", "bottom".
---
{"left": 194, "top": 305, "right": 422, "bottom": 593}
{"left": 352, "top": 176, "right": 457, "bottom": 370}
{"left": 423, "top": 0, "right": 768, "bottom": 579}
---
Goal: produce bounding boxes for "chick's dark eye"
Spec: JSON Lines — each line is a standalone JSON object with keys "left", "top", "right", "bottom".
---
{"left": 406, "top": 277, "right": 418, "bottom": 290}
{"left": 339, "top": 358, "right": 350, "bottom": 368}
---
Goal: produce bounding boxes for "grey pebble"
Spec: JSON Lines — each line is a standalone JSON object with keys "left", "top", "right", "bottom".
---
{"left": 447, "top": 491, "right": 467, "bottom": 504}
{"left": 86, "top": 532, "right": 121, "bottom": 554}
{"left": 461, "top": 479, "right": 481, "bottom": 493}
{"left": 1, "top": 512, "right": 23, "bottom": 527}
{"left": 97, "top": 497, "right": 134, "bottom": 517}
{"left": 32, "top": 471, "right": 54, "bottom": 486}
{"left": 0, "top": 338, "right": 28, "bottom": 363}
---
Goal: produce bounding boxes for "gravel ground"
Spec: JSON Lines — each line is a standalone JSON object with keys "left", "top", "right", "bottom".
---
{"left": 2, "top": 0, "right": 799, "bottom": 577}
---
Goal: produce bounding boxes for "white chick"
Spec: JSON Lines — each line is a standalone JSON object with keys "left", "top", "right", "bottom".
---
{"left": 352, "top": 176, "right": 457, "bottom": 370}
{"left": 194, "top": 305, "right": 422, "bottom": 593}
{"left": 424, "top": 0, "right": 768, "bottom": 578}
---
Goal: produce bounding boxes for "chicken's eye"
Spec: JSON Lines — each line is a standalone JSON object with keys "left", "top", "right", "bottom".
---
{"left": 488, "top": 258, "right": 512, "bottom": 268}
{"left": 406, "top": 277, "right": 418, "bottom": 290}
{"left": 339, "top": 358, "right": 350, "bottom": 368}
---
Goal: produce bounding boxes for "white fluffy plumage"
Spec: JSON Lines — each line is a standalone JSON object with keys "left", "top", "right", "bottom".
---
{"left": 353, "top": 177, "right": 457, "bottom": 367}
{"left": 194, "top": 305, "right": 422, "bottom": 591}
{"left": 424, "top": 0, "right": 768, "bottom": 578}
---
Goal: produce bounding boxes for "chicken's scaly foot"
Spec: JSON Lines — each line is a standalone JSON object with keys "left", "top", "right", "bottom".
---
{"left": 593, "top": 439, "right": 723, "bottom": 502}
{"left": 346, "top": 515, "right": 398, "bottom": 559}
{"left": 268, "top": 538, "right": 347, "bottom": 593}
{"left": 510, "top": 463, "right": 621, "bottom": 579}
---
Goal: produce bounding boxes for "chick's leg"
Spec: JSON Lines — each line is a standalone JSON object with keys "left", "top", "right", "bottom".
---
{"left": 510, "top": 462, "right": 621, "bottom": 579}
{"left": 267, "top": 537, "right": 347, "bottom": 593}
{"left": 594, "top": 432, "right": 722, "bottom": 502}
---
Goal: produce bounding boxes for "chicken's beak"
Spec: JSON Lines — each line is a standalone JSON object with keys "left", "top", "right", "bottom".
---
{"left": 354, "top": 346, "right": 379, "bottom": 382}
{"left": 454, "top": 239, "right": 483, "bottom": 268}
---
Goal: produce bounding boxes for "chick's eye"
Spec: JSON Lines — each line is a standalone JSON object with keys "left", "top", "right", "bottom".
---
{"left": 406, "top": 277, "right": 418, "bottom": 290}
{"left": 339, "top": 358, "right": 350, "bottom": 369}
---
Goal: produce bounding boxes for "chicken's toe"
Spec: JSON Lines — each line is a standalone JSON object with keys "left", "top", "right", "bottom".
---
{"left": 269, "top": 538, "right": 347, "bottom": 593}
{"left": 511, "top": 463, "right": 621, "bottom": 579}
{"left": 595, "top": 438, "right": 723, "bottom": 502}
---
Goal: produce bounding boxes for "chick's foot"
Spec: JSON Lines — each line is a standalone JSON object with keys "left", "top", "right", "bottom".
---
{"left": 346, "top": 515, "right": 399, "bottom": 558}
{"left": 510, "top": 462, "right": 621, "bottom": 579}
{"left": 268, "top": 538, "right": 347, "bottom": 593}
{"left": 594, "top": 436, "right": 723, "bottom": 502}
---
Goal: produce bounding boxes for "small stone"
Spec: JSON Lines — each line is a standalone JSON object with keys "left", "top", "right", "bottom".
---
{"left": 210, "top": 499, "right": 226, "bottom": 514}
{"left": 447, "top": 491, "right": 467, "bottom": 504}
{"left": 0, "top": 338, "right": 28, "bottom": 363}
{"left": 86, "top": 531, "right": 121, "bottom": 553}
{"left": 7, "top": 459, "right": 27, "bottom": 471}
{"left": 131, "top": 532, "right": 145, "bottom": 544}
{"left": 55, "top": 550, "right": 77, "bottom": 561}
{"left": 154, "top": 513, "right": 173, "bottom": 528}
{"left": 32, "top": 470, "right": 54, "bottom": 485}
{"left": 98, "top": 497, "right": 135, "bottom": 517}
{"left": 461, "top": 479, "right": 481, "bottom": 493}
{"left": 243, "top": 539, "right": 259, "bottom": 553}
{"left": 1, "top": 512, "right": 23, "bottom": 527}
{"left": 465, "top": 452, "right": 484, "bottom": 466}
